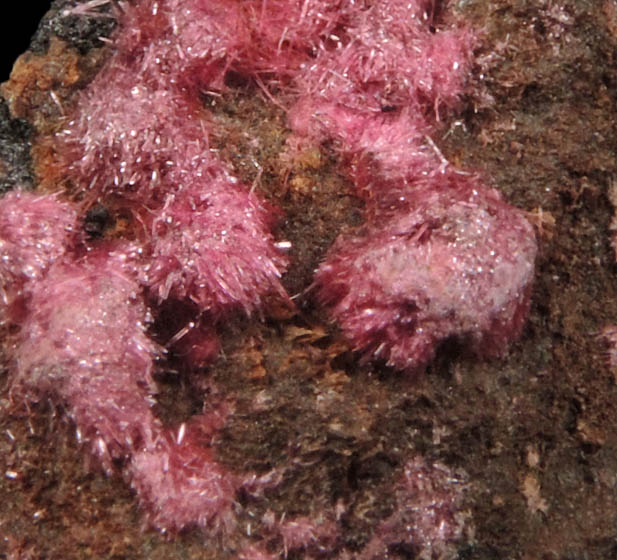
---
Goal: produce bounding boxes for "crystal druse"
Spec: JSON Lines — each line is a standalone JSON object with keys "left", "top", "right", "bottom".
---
{"left": 0, "top": 0, "right": 536, "bottom": 554}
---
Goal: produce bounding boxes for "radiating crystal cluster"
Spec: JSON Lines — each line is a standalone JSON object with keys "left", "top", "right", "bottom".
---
{"left": 55, "top": 0, "right": 536, "bottom": 371}
{"left": 0, "top": 0, "right": 535, "bottom": 547}
{"left": 2, "top": 0, "right": 298, "bottom": 535}
{"left": 128, "top": 410, "right": 237, "bottom": 533}
{"left": 0, "top": 191, "right": 77, "bottom": 319}
{"left": 11, "top": 247, "right": 161, "bottom": 472}
{"left": 358, "top": 457, "right": 470, "bottom": 560}
{"left": 145, "top": 181, "right": 287, "bottom": 315}
{"left": 273, "top": 0, "right": 538, "bottom": 370}
{"left": 1, "top": 201, "right": 240, "bottom": 530}
{"left": 315, "top": 181, "right": 537, "bottom": 370}
{"left": 287, "top": 0, "right": 475, "bottom": 134}
{"left": 58, "top": 8, "right": 289, "bottom": 319}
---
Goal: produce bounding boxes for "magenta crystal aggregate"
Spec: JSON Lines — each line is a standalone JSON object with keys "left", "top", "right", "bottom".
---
{"left": 277, "top": 0, "right": 538, "bottom": 371}
{"left": 358, "top": 457, "right": 470, "bottom": 560}
{"left": 11, "top": 249, "right": 161, "bottom": 471}
{"left": 0, "top": 190, "right": 78, "bottom": 322}
{"left": 53, "top": 0, "right": 537, "bottom": 373}
{"left": 315, "top": 181, "right": 537, "bottom": 370}
{"left": 0, "top": 0, "right": 537, "bottom": 550}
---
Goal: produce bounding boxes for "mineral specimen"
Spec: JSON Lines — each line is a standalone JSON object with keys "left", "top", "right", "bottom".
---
{"left": 314, "top": 179, "right": 537, "bottom": 371}
{"left": 274, "top": 0, "right": 538, "bottom": 371}
{"left": 0, "top": 190, "right": 77, "bottom": 321}
{"left": 57, "top": 1, "right": 290, "bottom": 318}
{"left": 8, "top": 246, "right": 160, "bottom": 474}
{"left": 0, "top": 0, "right": 536, "bottom": 548}
{"left": 128, "top": 411, "right": 238, "bottom": 533}
{"left": 2, "top": 209, "right": 240, "bottom": 532}
{"left": 144, "top": 179, "right": 288, "bottom": 316}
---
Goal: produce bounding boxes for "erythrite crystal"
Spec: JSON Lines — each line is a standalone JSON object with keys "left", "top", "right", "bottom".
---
{"left": 314, "top": 180, "right": 537, "bottom": 371}
{"left": 235, "top": 0, "right": 348, "bottom": 77}
{"left": 10, "top": 249, "right": 160, "bottom": 473}
{"left": 57, "top": 63, "right": 216, "bottom": 205}
{"left": 116, "top": 0, "right": 246, "bottom": 90}
{"left": 286, "top": 0, "right": 475, "bottom": 140}
{"left": 3, "top": 0, "right": 294, "bottom": 536}
{"left": 359, "top": 457, "right": 470, "bottom": 560}
{"left": 58, "top": 0, "right": 247, "bottom": 205}
{"left": 6, "top": 242, "right": 239, "bottom": 532}
{"left": 58, "top": 1, "right": 290, "bottom": 317}
{"left": 0, "top": 0, "right": 535, "bottom": 545}
{"left": 276, "top": 515, "right": 339, "bottom": 557}
{"left": 61, "top": 64, "right": 289, "bottom": 314}
{"left": 278, "top": 0, "right": 537, "bottom": 371}
{"left": 129, "top": 413, "right": 237, "bottom": 533}
{"left": 0, "top": 190, "right": 77, "bottom": 319}
{"left": 145, "top": 179, "right": 288, "bottom": 316}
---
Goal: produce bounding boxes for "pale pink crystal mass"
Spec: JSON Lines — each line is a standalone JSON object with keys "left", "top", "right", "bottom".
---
{"left": 358, "top": 457, "right": 470, "bottom": 560}
{"left": 145, "top": 181, "right": 288, "bottom": 315}
{"left": 0, "top": 190, "right": 78, "bottom": 320}
{"left": 276, "top": 0, "right": 537, "bottom": 371}
{"left": 0, "top": 0, "right": 536, "bottom": 551}
{"left": 11, "top": 250, "right": 160, "bottom": 470}
{"left": 315, "top": 180, "right": 537, "bottom": 370}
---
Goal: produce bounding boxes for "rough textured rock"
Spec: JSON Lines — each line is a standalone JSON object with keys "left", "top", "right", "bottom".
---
{"left": 3, "top": 1, "right": 617, "bottom": 559}
{"left": 0, "top": 100, "right": 34, "bottom": 193}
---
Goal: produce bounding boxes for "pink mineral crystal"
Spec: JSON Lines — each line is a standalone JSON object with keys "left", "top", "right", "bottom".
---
{"left": 277, "top": 0, "right": 537, "bottom": 371}
{"left": 59, "top": 0, "right": 245, "bottom": 205}
{"left": 286, "top": 0, "right": 475, "bottom": 140}
{"left": 58, "top": 0, "right": 290, "bottom": 318}
{"left": 6, "top": 242, "right": 239, "bottom": 532}
{"left": 129, "top": 412, "right": 237, "bottom": 533}
{"left": 0, "top": 190, "right": 78, "bottom": 320}
{"left": 57, "top": 64, "right": 206, "bottom": 204}
{"left": 116, "top": 0, "right": 246, "bottom": 90}
{"left": 315, "top": 180, "right": 537, "bottom": 371}
{"left": 7, "top": 0, "right": 297, "bottom": 534}
{"left": 145, "top": 180, "right": 288, "bottom": 316}
{"left": 359, "top": 457, "right": 470, "bottom": 560}
{"left": 9, "top": 249, "right": 160, "bottom": 473}
{"left": 276, "top": 515, "right": 339, "bottom": 556}
{"left": 0, "top": 0, "right": 530, "bottom": 544}
{"left": 234, "top": 0, "right": 348, "bottom": 78}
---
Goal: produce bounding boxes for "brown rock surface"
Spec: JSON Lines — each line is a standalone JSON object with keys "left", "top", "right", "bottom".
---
{"left": 2, "top": 1, "right": 617, "bottom": 559}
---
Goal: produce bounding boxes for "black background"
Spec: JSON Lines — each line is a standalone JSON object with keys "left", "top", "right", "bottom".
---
{"left": 2, "top": 3, "right": 52, "bottom": 81}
